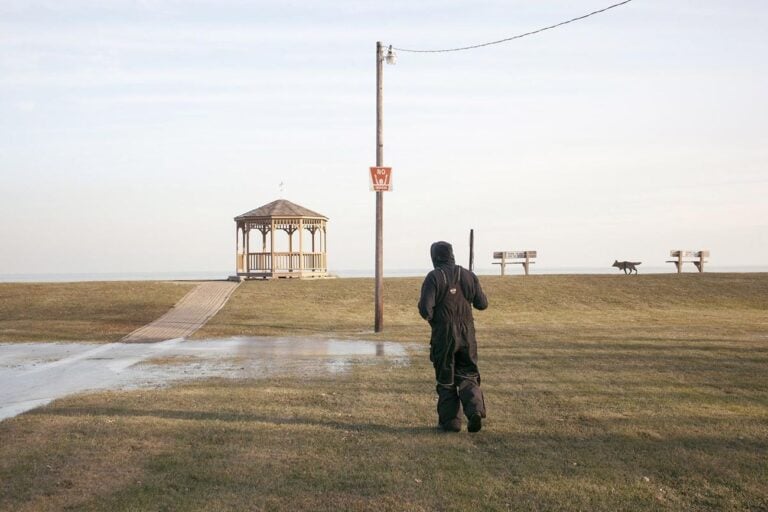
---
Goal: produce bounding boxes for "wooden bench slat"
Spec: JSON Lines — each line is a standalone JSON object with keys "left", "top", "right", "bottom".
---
{"left": 493, "top": 251, "right": 537, "bottom": 259}
{"left": 670, "top": 250, "right": 710, "bottom": 257}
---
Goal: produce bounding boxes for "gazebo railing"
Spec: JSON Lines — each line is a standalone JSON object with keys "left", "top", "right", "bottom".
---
{"left": 246, "top": 252, "right": 326, "bottom": 273}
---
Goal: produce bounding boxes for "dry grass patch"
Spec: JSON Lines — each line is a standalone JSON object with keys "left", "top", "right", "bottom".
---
{"left": 198, "top": 273, "right": 768, "bottom": 343}
{"left": 138, "top": 355, "right": 205, "bottom": 366}
{"left": 0, "top": 281, "right": 196, "bottom": 342}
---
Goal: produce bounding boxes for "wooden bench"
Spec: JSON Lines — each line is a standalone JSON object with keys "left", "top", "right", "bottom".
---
{"left": 666, "top": 250, "right": 709, "bottom": 273}
{"left": 493, "top": 251, "right": 537, "bottom": 276}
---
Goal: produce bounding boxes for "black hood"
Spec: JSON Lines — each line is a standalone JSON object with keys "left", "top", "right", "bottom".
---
{"left": 430, "top": 241, "right": 455, "bottom": 268}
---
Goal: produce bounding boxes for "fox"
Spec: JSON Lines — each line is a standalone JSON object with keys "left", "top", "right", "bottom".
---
{"left": 612, "top": 260, "right": 641, "bottom": 274}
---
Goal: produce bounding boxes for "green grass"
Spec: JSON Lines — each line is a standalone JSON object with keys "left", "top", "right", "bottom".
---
{"left": 0, "top": 281, "right": 196, "bottom": 342}
{"left": 1, "top": 274, "right": 767, "bottom": 510}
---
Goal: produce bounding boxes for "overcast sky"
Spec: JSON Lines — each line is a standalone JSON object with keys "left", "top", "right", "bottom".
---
{"left": 1, "top": 0, "right": 766, "bottom": 274}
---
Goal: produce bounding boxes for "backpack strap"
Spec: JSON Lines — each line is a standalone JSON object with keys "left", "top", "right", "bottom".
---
{"left": 453, "top": 266, "right": 462, "bottom": 286}
{"left": 435, "top": 268, "right": 450, "bottom": 304}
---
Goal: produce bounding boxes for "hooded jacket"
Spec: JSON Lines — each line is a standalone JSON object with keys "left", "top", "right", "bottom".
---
{"left": 418, "top": 242, "right": 488, "bottom": 377}
{"left": 418, "top": 241, "right": 487, "bottom": 324}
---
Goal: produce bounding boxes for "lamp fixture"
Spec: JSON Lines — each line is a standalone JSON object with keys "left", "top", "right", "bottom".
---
{"left": 384, "top": 45, "right": 397, "bottom": 65}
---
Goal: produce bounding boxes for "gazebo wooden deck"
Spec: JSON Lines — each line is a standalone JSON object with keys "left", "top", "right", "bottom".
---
{"left": 235, "top": 199, "right": 329, "bottom": 279}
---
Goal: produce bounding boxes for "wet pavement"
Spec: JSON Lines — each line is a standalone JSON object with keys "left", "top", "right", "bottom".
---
{"left": 0, "top": 337, "right": 410, "bottom": 421}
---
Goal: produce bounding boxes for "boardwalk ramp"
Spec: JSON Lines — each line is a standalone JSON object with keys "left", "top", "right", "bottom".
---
{"left": 121, "top": 281, "right": 238, "bottom": 343}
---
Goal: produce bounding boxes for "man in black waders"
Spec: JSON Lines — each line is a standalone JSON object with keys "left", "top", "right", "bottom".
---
{"left": 418, "top": 241, "right": 488, "bottom": 432}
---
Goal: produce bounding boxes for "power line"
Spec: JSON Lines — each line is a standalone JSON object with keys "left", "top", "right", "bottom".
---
{"left": 392, "top": 0, "right": 633, "bottom": 54}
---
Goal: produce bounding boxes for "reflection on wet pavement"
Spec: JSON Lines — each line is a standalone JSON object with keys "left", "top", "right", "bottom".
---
{"left": 0, "top": 337, "right": 411, "bottom": 421}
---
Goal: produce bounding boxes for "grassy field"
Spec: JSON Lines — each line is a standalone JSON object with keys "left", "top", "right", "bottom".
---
{"left": 197, "top": 273, "right": 768, "bottom": 343}
{"left": 1, "top": 274, "right": 767, "bottom": 510}
{"left": 0, "top": 281, "right": 195, "bottom": 342}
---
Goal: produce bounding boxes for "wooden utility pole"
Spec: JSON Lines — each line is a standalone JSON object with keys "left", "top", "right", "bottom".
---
{"left": 375, "top": 41, "right": 384, "bottom": 332}
{"left": 469, "top": 229, "right": 475, "bottom": 271}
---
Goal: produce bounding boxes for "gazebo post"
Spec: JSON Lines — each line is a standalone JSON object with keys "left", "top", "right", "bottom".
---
{"left": 241, "top": 226, "right": 247, "bottom": 274}
{"left": 311, "top": 227, "right": 316, "bottom": 252}
{"left": 270, "top": 219, "right": 276, "bottom": 276}
{"left": 323, "top": 223, "right": 327, "bottom": 269}
{"left": 235, "top": 223, "right": 241, "bottom": 273}
{"left": 286, "top": 224, "right": 299, "bottom": 272}
{"left": 299, "top": 219, "right": 304, "bottom": 274}
{"left": 245, "top": 227, "right": 250, "bottom": 273}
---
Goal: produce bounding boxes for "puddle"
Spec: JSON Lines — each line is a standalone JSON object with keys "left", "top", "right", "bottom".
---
{"left": 0, "top": 337, "right": 411, "bottom": 421}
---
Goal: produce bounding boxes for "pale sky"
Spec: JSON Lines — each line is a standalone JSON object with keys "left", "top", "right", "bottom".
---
{"left": 1, "top": 0, "right": 766, "bottom": 274}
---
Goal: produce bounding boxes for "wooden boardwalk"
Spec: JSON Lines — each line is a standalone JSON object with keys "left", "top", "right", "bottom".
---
{"left": 121, "top": 281, "right": 239, "bottom": 343}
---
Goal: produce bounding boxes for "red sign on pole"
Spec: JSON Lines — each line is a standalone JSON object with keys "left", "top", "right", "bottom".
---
{"left": 370, "top": 166, "right": 393, "bottom": 192}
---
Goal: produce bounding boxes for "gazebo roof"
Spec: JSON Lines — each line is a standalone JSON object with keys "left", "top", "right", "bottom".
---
{"left": 235, "top": 199, "right": 327, "bottom": 221}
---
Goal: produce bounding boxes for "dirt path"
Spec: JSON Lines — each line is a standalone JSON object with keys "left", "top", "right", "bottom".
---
{"left": 121, "top": 281, "right": 239, "bottom": 343}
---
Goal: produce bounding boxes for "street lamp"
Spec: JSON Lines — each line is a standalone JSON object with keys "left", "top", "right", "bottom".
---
{"left": 374, "top": 41, "right": 396, "bottom": 333}
{"left": 384, "top": 45, "right": 397, "bottom": 65}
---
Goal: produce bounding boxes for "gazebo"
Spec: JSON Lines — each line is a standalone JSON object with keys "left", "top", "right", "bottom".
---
{"left": 235, "top": 199, "right": 329, "bottom": 279}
